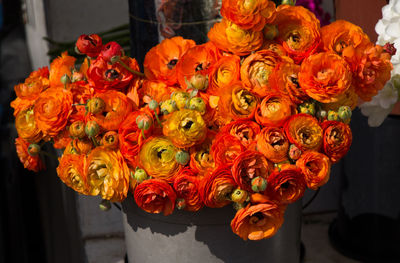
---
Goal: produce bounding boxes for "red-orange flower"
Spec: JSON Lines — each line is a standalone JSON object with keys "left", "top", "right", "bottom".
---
{"left": 257, "top": 127, "right": 289, "bottom": 163}
{"left": 49, "top": 52, "right": 76, "bottom": 88}
{"left": 273, "top": 5, "right": 320, "bottom": 63}
{"left": 173, "top": 169, "right": 203, "bottom": 212}
{"left": 76, "top": 34, "right": 103, "bottom": 58}
{"left": 208, "top": 19, "right": 264, "bottom": 56}
{"left": 321, "top": 121, "right": 352, "bottom": 163}
{"left": 64, "top": 138, "right": 93, "bottom": 155}
{"left": 15, "top": 137, "right": 44, "bottom": 172}
{"left": 189, "top": 130, "right": 216, "bottom": 176}
{"left": 34, "top": 87, "right": 73, "bottom": 136}
{"left": 144, "top": 36, "right": 195, "bottom": 85}
{"left": 134, "top": 179, "right": 177, "bottom": 216}
{"left": 140, "top": 80, "right": 176, "bottom": 105}
{"left": 57, "top": 154, "right": 90, "bottom": 194}
{"left": 298, "top": 52, "right": 352, "bottom": 103}
{"left": 218, "top": 120, "right": 260, "bottom": 148}
{"left": 284, "top": 114, "right": 323, "bottom": 151}
{"left": 207, "top": 55, "right": 241, "bottom": 95}
{"left": 200, "top": 166, "right": 236, "bottom": 208}
{"left": 211, "top": 133, "right": 245, "bottom": 167}
{"left": 221, "top": 0, "right": 276, "bottom": 31}
{"left": 231, "top": 202, "right": 284, "bottom": 240}
{"left": 266, "top": 165, "right": 306, "bottom": 204}
{"left": 296, "top": 151, "right": 331, "bottom": 190}
{"left": 255, "top": 93, "right": 295, "bottom": 127}
{"left": 14, "top": 67, "right": 49, "bottom": 100}
{"left": 232, "top": 151, "right": 270, "bottom": 192}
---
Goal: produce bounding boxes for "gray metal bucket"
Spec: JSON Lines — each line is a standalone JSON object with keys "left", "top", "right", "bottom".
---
{"left": 122, "top": 196, "right": 301, "bottom": 263}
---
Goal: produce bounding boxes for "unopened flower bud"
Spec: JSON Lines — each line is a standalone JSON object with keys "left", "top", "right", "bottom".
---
{"left": 176, "top": 198, "right": 186, "bottom": 210}
{"left": 160, "top": 99, "right": 178, "bottom": 115}
{"left": 60, "top": 74, "right": 70, "bottom": 85}
{"left": 298, "top": 101, "right": 316, "bottom": 115}
{"left": 69, "top": 121, "right": 86, "bottom": 139}
{"left": 85, "top": 120, "right": 100, "bottom": 138}
{"left": 100, "top": 41, "right": 122, "bottom": 62}
{"left": 281, "top": 0, "right": 296, "bottom": 5}
{"left": 327, "top": 110, "right": 340, "bottom": 121}
{"left": 134, "top": 168, "right": 148, "bottom": 183}
{"left": 136, "top": 114, "right": 152, "bottom": 130}
{"left": 171, "top": 91, "right": 190, "bottom": 110}
{"left": 148, "top": 99, "right": 159, "bottom": 111}
{"left": 175, "top": 150, "right": 190, "bottom": 165}
{"left": 288, "top": 144, "right": 302, "bottom": 161}
{"left": 337, "top": 106, "right": 352, "bottom": 122}
{"left": 188, "top": 97, "right": 206, "bottom": 115}
{"left": 263, "top": 24, "right": 278, "bottom": 40}
{"left": 28, "top": 143, "right": 41, "bottom": 157}
{"left": 251, "top": 176, "right": 267, "bottom": 192}
{"left": 99, "top": 199, "right": 111, "bottom": 211}
{"left": 102, "top": 131, "right": 119, "bottom": 148}
{"left": 86, "top": 97, "right": 106, "bottom": 114}
{"left": 230, "top": 189, "right": 249, "bottom": 203}
{"left": 189, "top": 74, "right": 208, "bottom": 91}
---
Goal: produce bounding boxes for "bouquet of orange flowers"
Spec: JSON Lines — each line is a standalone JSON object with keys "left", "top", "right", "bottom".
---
{"left": 11, "top": 0, "right": 393, "bottom": 240}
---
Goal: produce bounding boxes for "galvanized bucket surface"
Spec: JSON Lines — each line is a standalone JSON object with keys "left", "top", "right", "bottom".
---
{"left": 122, "top": 196, "right": 301, "bottom": 263}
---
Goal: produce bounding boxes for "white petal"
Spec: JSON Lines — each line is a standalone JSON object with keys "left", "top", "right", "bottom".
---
{"left": 386, "top": 23, "right": 400, "bottom": 38}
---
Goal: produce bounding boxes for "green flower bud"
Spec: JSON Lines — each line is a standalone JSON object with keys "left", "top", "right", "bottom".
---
{"left": 251, "top": 176, "right": 267, "bottom": 192}
{"left": 134, "top": 168, "right": 148, "bottom": 183}
{"left": 327, "top": 110, "right": 340, "bottom": 121}
{"left": 188, "top": 97, "right": 206, "bottom": 115}
{"left": 298, "top": 101, "right": 316, "bottom": 115}
{"left": 175, "top": 150, "right": 190, "bottom": 165}
{"left": 148, "top": 99, "right": 159, "bottom": 111}
{"left": 338, "top": 106, "right": 352, "bottom": 121}
{"left": 171, "top": 91, "right": 190, "bottom": 110}
{"left": 160, "top": 99, "right": 178, "bottom": 115}
{"left": 60, "top": 74, "right": 70, "bottom": 85}
{"left": 110, "top": 55, "right": 121, "bottom": 65}
{"left": 176, "top": 198, "right": 186, "bottom": 210}
{"left": 281, "top": 0, "right": 296, "bottom": 5}
{"left": 85, "top": 120, "right": 100, "bottom": 138}
{"left": 28, "top": 143, "right": 41, "bottom": 157}
{"left": 86, "top": 97, "right": 106, "bottom": 114}
{"left": 230, "top": 189, "right": 249, "bottom": 203}
{"left": 99, "top": 199, "right": 111, "bottom": 211}
{"left": 136, "top": 114, "right": 152, "bottom": 130}
{"left": 189, "top": 74, "right": 208, "bottom": 91}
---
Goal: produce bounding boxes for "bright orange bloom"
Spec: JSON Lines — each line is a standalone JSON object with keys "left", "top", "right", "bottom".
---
{"left": 298, "top": 52, "right": 352, "bottom": 103}
{"left": 53, "top": 128, "right": 72, "bottom": 149}
{"left": 49, "top": 52, "right": 76, "bottom": 87}
{"left": 240, "top": 50, "right": 284, "bottom": 97}
{"left": 221, "top": 0, "right": 276, "bottom": 31}
{"left": 343, "top": 44, "right": 392, "bottom": 101}
{"left": 64, "top": 138, "right": 93, "bottom": 154}
{"left": 87, "top": 146, "right": 130, "bottom": 202}
{"left": 320, "top": 20, "right": 371, "bottom": 56}
{"left": 207, "top": 55, "right": 241, "bottom": 95}
{"left": 57, "top": 154, "right": 90, "bottom": 195}
{"left": 144, "top": 36, "right": 195, "bottom": 85}
{"left": 189, "top": 130, "right": 216, "bottom": 176}
{"left": 211, "top": 133, "right": 245, "bottom": 167}
{"left": 15, "top": 137, "right": 44, "bottom": 172}
{"left": 273, "top": 5, "right": 320, "bottom": 63}
{"left": 134, "top": 179, "right": 177, "bottom": 216}
{"left": 15, "top": 109, "right": 42, "bottom": 143}
{"left": 321, "top": 121, "right": 352, "bottom": 163}
{"left": 266, "top": 164, "right": 306, "bottom": 204}
{"left": 200, "top": 166, "right": 236, "bottom": 208}
{"left": 255, "top": 93, "right": 295, "bottom": 127}
{"left": 173, "top": 169, "right": 203, "bottom": 212}
{"left": 34, "top": 87, "right": 73, "bottom": 136}
{"left": 89, "top": 90, "right": 133, "bottom": 131}
{"left": 284, "top": 113, "right": 323, "bottom": 151}
{"left": 218, "top": 120, "right": 260, "bottom": 149}
{"left": 14, "top": 67, "right": 49, "bottom": 100}
{"left": 322, "top": 87, "right": 358, "bottom": 111}
{"left": 208, "top": 19, "right": 264, "bottom": 56}
{"left": 10, "top": 97, "right": 36, "bottom": 117}
{"left": 262, "top": 41, "right": 287, "bottom": 56}
{"left": 231, "top": 151, "right": 270, "bottom": 192}
{"left": 257, "top": 127, "right": 289, "bottom": 163}
{"left": 231, "top": 202, "right": 284, "bottom": 240}
{"left": 140, "top": 80, "right": 176, "bottom": 104}
{"left": 296, "top": 151, "right": 331, "bottom": 190}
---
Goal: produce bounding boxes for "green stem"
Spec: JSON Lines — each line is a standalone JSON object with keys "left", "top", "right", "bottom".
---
{"left": 91, "top": 137, "right": 99, "bottom": 147}
{"left": 154, "top": 112, "right": 163, "bottom": 128}
{"left": 116, "top": 58, "right": 145, "bottom": 77}
{"left": 141, "top": 129, "right": 146, "bottom": 140}
{"left": 40, "top": 151, "right": 59, "bottom": 160}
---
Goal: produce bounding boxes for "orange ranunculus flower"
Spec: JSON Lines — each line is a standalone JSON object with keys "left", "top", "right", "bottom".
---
{"left": 255, "top": 93, "right": 295, "bottom": 127}
{"left": 49, "top": 51, "right": 76, "bottom": 87}
{"left": 231, "top": 151, "right": 270, "bottom": 192}
{"left": 296, "top": 151, "right": 331, "bottom": 190}
{"left": 57, "top": 153, "right": 90, "bottom": 195}
{"left": 173, "top": 169, "right": 203, "bottom": 212}
{"left": 266, "top": 164, "right": 306, "bottom": 204}
{"left": 75, "top": 34, "right": 103, "bottom": 58}
{"left": 134, "top": 179, "right": 177, "bottom": 216}
{"left": 119, "top": 110, "right": 153, "bottom": 167}
{"left": 140, "top": 80, "right": 175, "bottom": 104}
{"left": 221, "top": 0, "right": 276, "bottom": 31}
{"left": 211, "top": 133, "right": 245, "bottom": 167}
{"left": 298, "top": 52, "right": 352, "bottom": 103}
{"left": 15, "top": 108, "right": 42, "bottom": 143}
{"left": 52, "top": 128, "right": 71, "bottom": 149}
{"left": 89, "top": 90, "right": 133, "bottom": 131}
{"left": 64, "top": 138, "right": 93, "bottom": 155}
{"left": 343, "top": 44, "right": 392, "bottom": 101}
{"left": 102, "top": 131, "right": 119, "bottom": 149}
{"left": 207, "top": 55, "right": 241, "bottom": 95}
{"left": 163, "top": 109, "right": 207, "bottom": 148}
{"left": 176, "top": 43, "right": 218, "bottom": 89}
{"left": 257, "top": 127, "right": 289, "bottom": 163}
{"left": 208, "top": 19, "right": 264, "bottom": 56}
{"left": 88, "top": 56, "right": 139, "bottom": 93}
{"left": 144, "top": 36, "right": 195, "bottom": 85}
{"left": 273, "top": 5, "right": 320, "bottom": 64}
{"left": 200, "top": 166, "right": 236, "bottom": 208}
{"left": 240, "top": 50, "right": 284, "bottom": 97}
{"left": 219, "top": 120, "right": 261, "bottom": 148}
{"left": 10, "top": 97, "right": 36, "bottom": 117}
{"left": 320, "top": 20, "right": 370, "bottom": 56}
{"left": 231, "top": 202, "right": 284, "bottom": 240}
{"left": 189, "top": 130, "right": 216, "bottom": 176}
{"left": 321, "top": 121, "right": 352, "bottom": 163}
{"left": 138, "top": 137, "right": 181, "bottom": 182}
{"left": 284, "top": 113, "right": 323, "bottom": 151}
{"left": 262, "top": 41, "right": 287, "bottom": 57}
{"left": 15, "top": 137, "right": 44, "bottom": 172}
{"left": 15, "top": 67, "right": 49, "bottom": 100}
{"left": 33, "top": 87, "right": 73, "bottom": 137}
{"left": 87, "top": 146, "right": 130, "bottom": 202}
{"left": 322, "top": 87, "right": 358, "bottom": 111}
{"left": 69, "top": 80, "right": 92, "bottom": 105}
{"left": 269, "top": 62, "right": 308, "bottom": 104}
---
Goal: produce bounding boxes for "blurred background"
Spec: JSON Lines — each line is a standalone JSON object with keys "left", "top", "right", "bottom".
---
{"left": 1, "top": 0, "right": 398, "bottom": 262}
